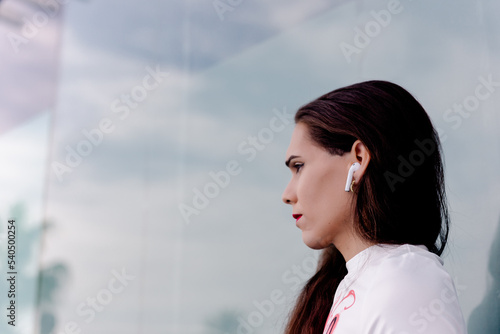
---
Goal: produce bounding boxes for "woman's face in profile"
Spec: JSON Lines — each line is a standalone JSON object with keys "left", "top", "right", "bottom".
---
{"left": 282, "top": 122, "right": 356, "bottom": 250}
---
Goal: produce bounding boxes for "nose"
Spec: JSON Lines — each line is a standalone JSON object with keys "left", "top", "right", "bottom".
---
{"left": 282, "top": 180, "right": 296, "bottom": 205}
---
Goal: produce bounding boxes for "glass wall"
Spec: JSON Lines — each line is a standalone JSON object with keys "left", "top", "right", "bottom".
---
{"left": 1, "top": 0, "right": 499, "bottom": 333}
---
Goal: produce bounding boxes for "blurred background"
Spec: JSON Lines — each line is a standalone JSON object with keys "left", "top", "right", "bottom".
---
{"left": 0, "top": 0, "right": 499, "bottom": 333}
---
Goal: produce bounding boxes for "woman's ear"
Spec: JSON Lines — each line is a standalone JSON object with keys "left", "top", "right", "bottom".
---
{"left": 350, "top": 140, "right": 371, "bottom": 182}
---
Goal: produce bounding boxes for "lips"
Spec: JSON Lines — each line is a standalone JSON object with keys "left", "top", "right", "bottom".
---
{"left": 293, "top": 214, "right": 302, "bottom": 222}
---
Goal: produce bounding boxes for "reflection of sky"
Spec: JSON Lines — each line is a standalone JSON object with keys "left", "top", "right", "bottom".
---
{"left": 64, "top": 0, "right": 341, "bottom": 71}
{"left": 0, "top": 0, "right": 62, "bottom": 133}
{"left": 3, "top": 0, "right": 499, "bottom": 333}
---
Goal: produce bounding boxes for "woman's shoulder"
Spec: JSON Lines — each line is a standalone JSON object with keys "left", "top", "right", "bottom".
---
{"left": 357, "top": 244, "right": 466, "bottom": 333}
{"left": 365, "top": 243, "right": 451, "bottom": 294}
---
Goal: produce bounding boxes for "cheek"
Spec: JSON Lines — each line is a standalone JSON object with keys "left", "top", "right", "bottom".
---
{"left": 299, "top": 170, "right": 345, "bottom": 211}
{"left": 316, "top": 183, "right": 347, "bottom": 218}
{"left": 305, "top": 170, "right": 351, "bottom": 220}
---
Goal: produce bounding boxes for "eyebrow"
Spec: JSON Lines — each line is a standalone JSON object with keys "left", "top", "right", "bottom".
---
{"left": 285, "top": 155, "right": 300, "bottom": 168}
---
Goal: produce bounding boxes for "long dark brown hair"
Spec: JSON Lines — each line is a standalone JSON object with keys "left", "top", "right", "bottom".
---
{"left": 284, "top": 80, "right": 449, "bottom": 334}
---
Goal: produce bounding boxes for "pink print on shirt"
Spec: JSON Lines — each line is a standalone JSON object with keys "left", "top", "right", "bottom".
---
{"left": 323, "top": 290, "right": 356, "bottom": 334}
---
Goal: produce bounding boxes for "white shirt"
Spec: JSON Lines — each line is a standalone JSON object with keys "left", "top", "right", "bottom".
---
{"left": 322, "top": 244, "right": 467, "bottom": 334}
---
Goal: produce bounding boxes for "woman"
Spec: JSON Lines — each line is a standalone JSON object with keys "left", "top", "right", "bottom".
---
{"left": 281, "top": 81, "right": 466, "bottom": 333}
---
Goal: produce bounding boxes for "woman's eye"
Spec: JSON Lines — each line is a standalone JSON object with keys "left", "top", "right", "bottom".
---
{"left": 293, "top": 163, "right": 304, "bottom": 173}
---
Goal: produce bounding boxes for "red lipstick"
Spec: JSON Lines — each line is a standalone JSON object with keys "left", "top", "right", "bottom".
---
{"left": 293, "top": 214, "right": 302, "bottom": 222}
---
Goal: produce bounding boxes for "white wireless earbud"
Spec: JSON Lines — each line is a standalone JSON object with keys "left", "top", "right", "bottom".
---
{"left": 344, "top": 162, "right": 361, "bottom": 192}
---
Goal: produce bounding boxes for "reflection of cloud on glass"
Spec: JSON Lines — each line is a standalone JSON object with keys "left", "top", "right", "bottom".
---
{"left": 467, "top": 215, "right": 500, "bottom": 333}
{"left": 0, "top": 0, "right": 63, "bottom": 134}
{"left": 64, "top": 0, "right": 344, "bottom": 72}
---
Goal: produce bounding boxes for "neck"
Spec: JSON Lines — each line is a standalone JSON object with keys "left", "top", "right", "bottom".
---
{"left": 335, "top": 231, "right": 375, "bottom": 262}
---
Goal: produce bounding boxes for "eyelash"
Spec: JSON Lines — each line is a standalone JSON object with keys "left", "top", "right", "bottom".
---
{"left": 293, "top": 162, "right": 304, "bottom": 173}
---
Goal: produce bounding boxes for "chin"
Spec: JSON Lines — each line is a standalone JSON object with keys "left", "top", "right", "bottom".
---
{"left": 302, "top": 233, "right": 329, "bottom": 250}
